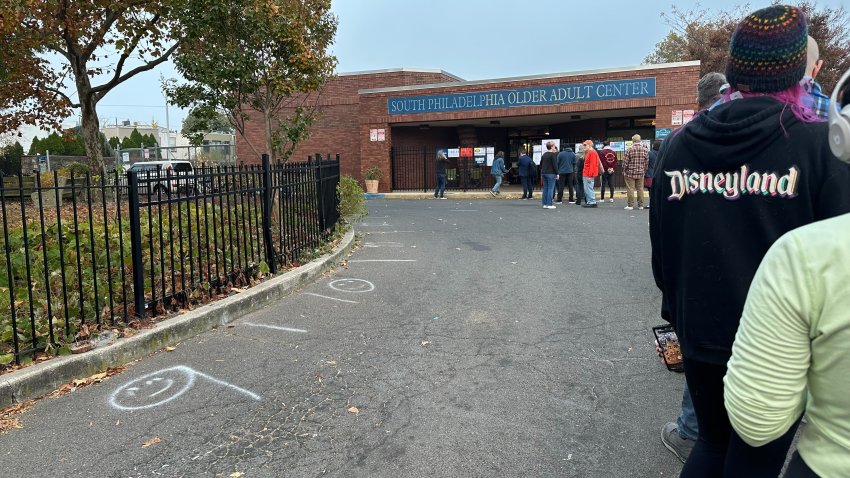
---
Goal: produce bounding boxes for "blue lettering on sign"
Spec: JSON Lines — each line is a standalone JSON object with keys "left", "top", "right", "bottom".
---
{"left": 387, "top": 78, "right": 656, "bottom": 115}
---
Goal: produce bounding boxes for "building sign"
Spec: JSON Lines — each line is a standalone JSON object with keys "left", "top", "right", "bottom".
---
{"left": 655, "top": 128, "right": 672, "bottom": 139}
{"left": 682, "top": 110, "right": 695, "bottom": 124}
{"left": 370, "top": 129, "right": 378, "bottom": 141}
{"left": 447, "top": 148, "right": 460, "bottom": 158}
{"left": 377, "top": 128, "right": 386, "bottom": 141}
{"left": 460, "top": 148, "right": 473, "bottom": 157}
{"left": 387, "top": 77, "right": 657, "bottom": 115}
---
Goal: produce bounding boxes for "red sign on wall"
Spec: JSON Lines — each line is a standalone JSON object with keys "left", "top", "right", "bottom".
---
{"left": 459, "top": 148, "right": 473, "bottom": 157}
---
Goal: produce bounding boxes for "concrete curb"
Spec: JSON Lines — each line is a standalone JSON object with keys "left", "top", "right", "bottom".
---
{"left": 0, "top": 228, "right": 357, "bottom": 408}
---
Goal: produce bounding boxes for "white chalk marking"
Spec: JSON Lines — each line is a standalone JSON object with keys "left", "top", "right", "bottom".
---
{"left": 449, "top": 210, "right": 478, "bottom": 212}
{"left": 328, "top": 278, "right": 375, "bottom": 293}
{"left": 109, "top": 365, "right": 260, "bottom": 410}
{"left": 364, "top": 242, "right": 404, "bottom": 248}
{"left": 242, "top": 322, "right": 309, "bottom": 333}
{"left": 348, "top": 259, "right": 416, "bottom": 263}
{"left": 302, "top": 292, "right": 359, "bottom": 304}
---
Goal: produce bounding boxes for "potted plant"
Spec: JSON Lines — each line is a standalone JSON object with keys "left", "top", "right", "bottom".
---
{"left": 364, "top": 166, "right": 384, "bottom": 194}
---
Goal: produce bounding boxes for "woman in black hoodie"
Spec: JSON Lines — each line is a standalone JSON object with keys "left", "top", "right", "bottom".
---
{"left": 649, "top": 5, "right": 850, "bottom": 477}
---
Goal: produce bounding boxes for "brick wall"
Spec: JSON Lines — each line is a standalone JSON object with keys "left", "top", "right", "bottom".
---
{"left": 238, "top": 65, "right": 699, "bottom": 192}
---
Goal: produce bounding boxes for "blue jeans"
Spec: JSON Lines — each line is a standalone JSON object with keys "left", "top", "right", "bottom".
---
{"left": 678, "top": 382, "right": 699, "bottom": 441}
{"left": 435, "top": 173, "right": 446, "bottom": 197}
{"left": 492, "top": 175, "right": 503, "bottom": 194}
{"left": 583, "top": 177, "right": 596, "bottom": 204}
{"left": 541, "top": 174, "right": 556, "bottom": 206}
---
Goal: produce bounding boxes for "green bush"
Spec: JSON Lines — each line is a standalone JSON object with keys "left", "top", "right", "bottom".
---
{"left": 337, "top": 175, "right": 367, "bottom": 218}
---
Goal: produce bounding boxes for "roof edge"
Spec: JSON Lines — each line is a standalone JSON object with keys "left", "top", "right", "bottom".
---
{"left": 358, "top": 61, "right": 701, "bottom": 95}
{"left": 337, "top": 67, "right": 464, "bottom": 82}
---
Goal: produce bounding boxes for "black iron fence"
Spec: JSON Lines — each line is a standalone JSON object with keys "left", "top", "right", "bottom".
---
{"left": 391, "top": 146, "right": 495, "bottom": 192}
{"left": 0, "top": 154, "right": 340, "bottom": 366}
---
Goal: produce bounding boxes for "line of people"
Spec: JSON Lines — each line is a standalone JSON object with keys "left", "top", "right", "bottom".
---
{"left": 650, "top": 5, "right": 850, "bottom": 477}
{"left": 507, "top": 137, "right": 659, "bottom": 209}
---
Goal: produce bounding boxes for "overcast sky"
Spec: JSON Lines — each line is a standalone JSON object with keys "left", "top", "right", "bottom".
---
{"left": 18, "top": 0, "right": 847, "bottom": 150}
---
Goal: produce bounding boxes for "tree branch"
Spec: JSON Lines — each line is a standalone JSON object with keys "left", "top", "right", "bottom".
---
{"left": 90, "top": 41, "right": 179, "bottom": 97}
{"left": 81, "top": 8, "right": 121, "bottom": 61}
{"left": 41, "top": 84, "right": 80, "bottom": 108}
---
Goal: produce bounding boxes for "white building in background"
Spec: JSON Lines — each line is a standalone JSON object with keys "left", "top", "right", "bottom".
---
{"left": 100, "top": 121, "right": 235, "bottom": 163}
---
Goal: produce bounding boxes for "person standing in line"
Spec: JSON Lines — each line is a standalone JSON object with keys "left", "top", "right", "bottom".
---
{"left": 574, "top": 144, "right": 586, "bottom": 205}
{"left": 556, "top": 145, "right": 576, "bottom": 204}
{"left": 650, "top": 6, "right": 850, "bottom": 476}
{"left": 434, "top": 151, "right": 448, "bottom": 199}
{"left": 622, "top": 134, "right": 649, "bottom": 210}
{"left": 722, "top": 68, "right": 850, "bottom": 478}
{"left": 599, "top": 141, "right": 618, "bottom": 203}
{"left": 659, "top": 71, "right": 727, "bottom": 464}
{"left": 581, "top": 140, "right": 601, "bottom": 208}
{"left": 539, "top": 141, "right": 560, "bottom": 209}
{"left": 801, "top": 35, "right": 830, "bottom": 121}
{"left": 644, "top": 140, "right": 661, "bottom": 205}
{"left": 517, "top": 148, "right": 534, "bottom": 200}
{"left": 490, "top": 151, "right": 506, "bottom": 197}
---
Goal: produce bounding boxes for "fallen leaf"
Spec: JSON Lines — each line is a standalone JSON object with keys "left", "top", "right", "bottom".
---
{"left": 90, "top": 372, "right": 107, "bottom": 381}
{"left": 420, "top": 340, "right": 431, "bottom": 347}
{"left": 347, "top": 406, "right": 359, "bottom": 414}
{"left": 165, "top": 346, "right": 176, "bottom": 352}
{"left": 116, "top": 420, "right": 120, "bottom": 426}
{"left": 230, "top": 473, "right": 244, "bottom": 478}
{"left": 141, "top": 436, "right": 161, "bottom": 447}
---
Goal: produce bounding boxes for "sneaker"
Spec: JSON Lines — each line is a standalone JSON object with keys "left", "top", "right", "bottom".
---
{"left": 638, "top": 206, "right": 645, "bottom": 210}
{"left": 439, "top": 197, "right": 447, "bottom": 199}
{"left": 609, "top": 198, "right": 614, "bottom": 203}
{"left": 568, "top": 201, "right": 576, "bottom": 204}
{"left": 624, "top": 206, "right": 634, "bottom": 210}
{"left": 582, "top": 203, "right": 597, "bottom": 208}
{"left": 490, "top": 191, "right": 497, "bottom": 197}
{"left": 522, "top": 197, "right": 528, "bottom": 200}
{"left": 548, "top": 205, "right": 556, "bottom": 209}
{"left": 555, "top": 201, "right": 563, "bottom": 204}
{"left": 661, "top": 422, "right": 695, "bottom": 464}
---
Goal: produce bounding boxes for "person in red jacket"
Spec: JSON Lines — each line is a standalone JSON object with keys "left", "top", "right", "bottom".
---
{"left": 599, "top": 142, "right": 618, "bottom": 203}
{"left": 581, "top": 140, "right": 601, "bottom": 207}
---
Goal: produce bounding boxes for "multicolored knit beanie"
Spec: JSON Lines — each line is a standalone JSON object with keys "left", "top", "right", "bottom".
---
{"left": 725, "top": 5, "right": 808, "bottom": 93}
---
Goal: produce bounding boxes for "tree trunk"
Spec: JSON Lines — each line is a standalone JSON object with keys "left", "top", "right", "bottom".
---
{"left": 264, "top": 108, "right": 274, "bottom": 163}
{"left": 79, "top": 97, "right": 104, "bottom": 173}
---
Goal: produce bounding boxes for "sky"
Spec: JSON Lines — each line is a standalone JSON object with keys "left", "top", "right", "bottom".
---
{"left": 16, "top": 0, "right": 847, "bottom": 151}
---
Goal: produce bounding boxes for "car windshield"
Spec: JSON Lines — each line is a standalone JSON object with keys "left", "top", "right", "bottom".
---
{"left": 128, "top": 164, "right": 160, "bottom": 172}
{"left": 172, "top": 163, "right": 193, "bottom": 172}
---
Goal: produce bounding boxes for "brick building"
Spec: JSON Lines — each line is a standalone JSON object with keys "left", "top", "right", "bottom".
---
{"left": 237, "top": 61, "right": 700, "bottom": 192}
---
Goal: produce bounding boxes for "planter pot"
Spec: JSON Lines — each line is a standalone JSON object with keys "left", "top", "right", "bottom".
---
{"left": 365, "top": 179, "right": 379, "bottom": 194}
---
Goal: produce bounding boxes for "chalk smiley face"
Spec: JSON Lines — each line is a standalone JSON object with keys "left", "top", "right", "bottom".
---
{"left": 328, "top": 278, "right": 375, "bottom": 293}
{"left": 109, "top": 366, "right": 196, "bottom": 411}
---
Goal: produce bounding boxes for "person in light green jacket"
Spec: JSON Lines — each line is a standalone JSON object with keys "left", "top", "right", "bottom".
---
{"left": 724, "top": 211, "right": 850, "bottom": 477}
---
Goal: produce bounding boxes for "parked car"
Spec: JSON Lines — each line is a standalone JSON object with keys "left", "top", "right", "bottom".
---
{"left": 126, "top": 160, "right": 198, "bottom": 196}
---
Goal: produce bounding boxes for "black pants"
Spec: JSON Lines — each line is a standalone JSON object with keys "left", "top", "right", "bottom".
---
{"left": 784, "top": 451, "right": 818, "bottom": 478}
{"left": 600, "top": 172, "right": 615, "bottom": 199}
{"left": 574, "top": 175, "right": 584, "bottom": 204}
{"left": 521, "top": 175, "right": 534, "bottom": 198}
{"left": 681, "top": 358, "right": 800, "bottom": 478}
{"left": 555, "top": 173, "right": 574, "bottom": 202}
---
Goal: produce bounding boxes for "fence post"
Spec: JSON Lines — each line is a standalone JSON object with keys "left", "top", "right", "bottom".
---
{"left": 260, "top": 153, "right": 276, "bottom": 274}
{"left": 315, "top": 152, "right": 326, "bottom": 231}
{"left": 423, "top": 147, "right": 428, "bottom": 193}
{"left": 126, "top": 171, "right": 146, "bottom": 319}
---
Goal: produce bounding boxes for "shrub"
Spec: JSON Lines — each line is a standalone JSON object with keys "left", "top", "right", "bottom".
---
{"left": 364, "top": 166, "right": 383, "bottom": 181}
{"left": 337, "top": 175, "right": 367, "bottom": 218}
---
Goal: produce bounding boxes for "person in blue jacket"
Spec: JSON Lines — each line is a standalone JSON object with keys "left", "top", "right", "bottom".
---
{"left": 517, "top": 149, "right": 534, "bottom": 199}
{"left": 490, "top": 151, "right": 506, "bottom": 196}
{"left": 555, "top": 145, "right": 576, "bottom": 203}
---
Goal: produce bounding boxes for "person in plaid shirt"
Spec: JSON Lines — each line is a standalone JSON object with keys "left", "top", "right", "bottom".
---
{"left": 801, "top": 36, "right": 830, "bottom": 121}
{"left": 623, "top": 134, "right": 649, "bottom": 210}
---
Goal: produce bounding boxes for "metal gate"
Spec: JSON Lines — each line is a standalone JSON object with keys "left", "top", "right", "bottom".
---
{"left": 390, "top": 146, "right": 495, "bottom": 192}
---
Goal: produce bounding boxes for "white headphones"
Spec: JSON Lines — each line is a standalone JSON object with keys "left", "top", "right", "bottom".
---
{"left": 828, "top": 68, "right": 850, "bottom": 162}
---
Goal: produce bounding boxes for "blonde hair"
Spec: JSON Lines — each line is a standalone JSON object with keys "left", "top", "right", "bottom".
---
{"left": 632, "top": 134, "right": 641, "bottom": 142}
{"left": 806, "top": 35, "right": 820, "bottom": 76}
